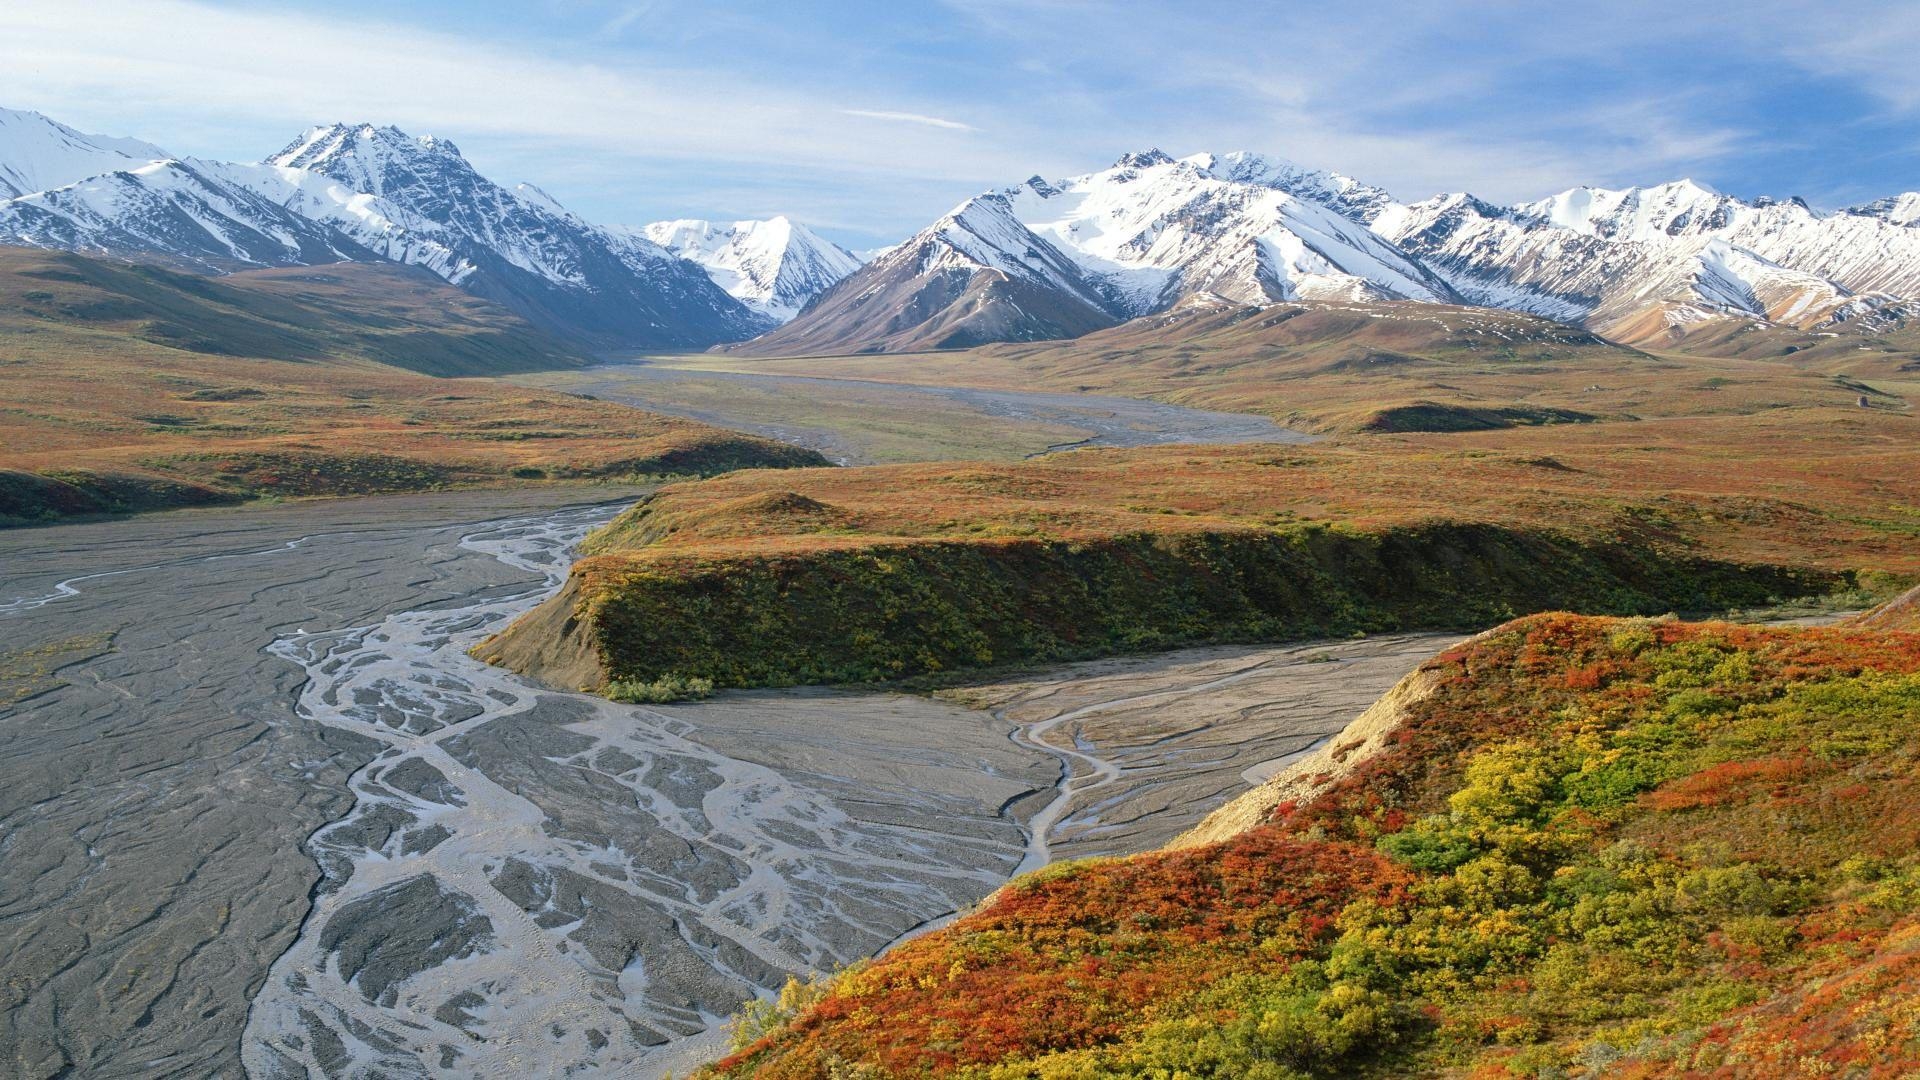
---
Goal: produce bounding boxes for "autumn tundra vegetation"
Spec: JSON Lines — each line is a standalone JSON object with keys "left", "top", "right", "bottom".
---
{"left": 483, "top": 416, "right": 1918, "bottom": 694}
{"left": 700, "top": 610, "right": 1920, "bottom": 1077}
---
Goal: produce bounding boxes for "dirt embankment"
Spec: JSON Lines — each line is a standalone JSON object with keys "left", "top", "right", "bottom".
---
{"left": 1852, "top": 584, "right": 1920, "bottom": 631}
{"left": 1171, "top": 661, "right": 1452, "bottom": 848}
{"left": 487, "top": 520, "right": 1842, "bottom": 694}
{"left": 472, "top": 572, "right": 606, "bottom": 692}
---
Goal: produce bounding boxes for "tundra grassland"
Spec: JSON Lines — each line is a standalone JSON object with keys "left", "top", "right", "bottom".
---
{"left": 481, "top": 403, "right": 1919, "bottom": 692}
{"left": 665, "top": 298, "right": 1915, "bottom": 434}
{"left": 0, "top": 247, "right": 823, "bottom": 524}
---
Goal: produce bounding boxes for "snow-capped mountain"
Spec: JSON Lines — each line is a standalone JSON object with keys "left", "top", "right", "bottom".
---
{"left": 724, "top": 193, "right": 1121, "bottom": 353}
{"left": 8, "top": 105, "right": 1919, "bottom": 356}
{"left": 1848, "top": 193, "right": 1920, "bottom": 228}
{"left": 0, "top": 158, "right": 393, "bottom": 272}
{"left": 1189, "top": 150, "right": 1398, "bottom": 225}
{"left": 639, "top": 216, "right": 861, "bottom": 322}
{"left": 0, "top": 111, "right": 770, "bottom": 349}
{"left": 263, "top": 124, "right": 768, "bottom": 346}
{"left": 0, "top": 108, "right": 169, "bottom": 198}
{"left": 742, "top": 149, "right": 1456, "bottom": 355}
{"left": 1376, "top": 180, "right": 1920, "bottom": 343}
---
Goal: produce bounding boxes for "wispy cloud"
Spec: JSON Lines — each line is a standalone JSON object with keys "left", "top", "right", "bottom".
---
{"left": 599, "top": 4, "right": 656, "bottom": 39}
{"left": 840, "top": 109, "right": 976, "bottom": 132}
{"left": 0, "top": 0, "right": 1909, "bottom": 242}
{"left": 0, "top": 0, "right": 1009, "bottom": 181}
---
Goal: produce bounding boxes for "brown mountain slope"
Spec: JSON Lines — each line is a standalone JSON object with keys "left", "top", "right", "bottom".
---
{"left": 721, "top": 216, "right": 1121, "bottom": 356}
{"left": 681, "top": 297, "right": 1904, "bottom": 433}
{"left": 0, "top": 246, "right": 824, "bottom": 524}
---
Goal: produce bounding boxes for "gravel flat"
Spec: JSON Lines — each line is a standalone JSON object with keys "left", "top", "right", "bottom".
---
{"left": 540, "top": 361, "right": 1312, "bottom": 464}
{"left": 1, "top": 491, "right": 1450, "bottom": 1078}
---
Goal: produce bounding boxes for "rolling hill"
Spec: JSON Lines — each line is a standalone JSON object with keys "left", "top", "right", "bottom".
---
{"left": 0, "top": 245, "right": 824, "bottom": 525}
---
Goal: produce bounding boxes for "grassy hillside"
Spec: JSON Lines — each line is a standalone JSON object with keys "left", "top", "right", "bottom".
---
{"left": 703, "top": 613, "right": 1920, "bottom": 1078}
{"left": 479, "top": 413, "right": 1919, "bottom": 692}
{"left": 678, "top": 298, "right": 1909, "bottom": 434}
{"left": 1, "top": 248, "right": 587, "bottom": 376}
{"left": 0, "top": 246, "right": 826, "bottom": 524}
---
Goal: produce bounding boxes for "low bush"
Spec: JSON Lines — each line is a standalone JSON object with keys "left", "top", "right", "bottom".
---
{"left": 604, "top": 673, "right": 715, "bottom": 703}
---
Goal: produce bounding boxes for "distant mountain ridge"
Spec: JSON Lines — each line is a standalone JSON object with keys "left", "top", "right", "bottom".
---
{"left": 0, "top": 108, "right": 169, "bottom": 198}
{"left": 738, "top": 149, "right": 1459, "bottom": 354}
{"left": 0, "top": 109, "right": 842, "bottom": 349}
{"left": 741, "top": 149, "right": 1920, "bottom": 355}
{"left": 637, "top": 216, "right": 861, "bottom": 322}
{"left": 1378, "top": 178, "right": 1920, "bottom": 343}
{"left": 6, "top": 105, "right": 1918, "bottom": 356}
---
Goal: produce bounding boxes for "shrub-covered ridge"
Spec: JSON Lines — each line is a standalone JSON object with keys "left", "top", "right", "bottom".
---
{"left": 702, "top": 614, "right": 1920, "bottom": 1078}
{"left": 482, "top": 437, "right": 1918, "bottom": 693}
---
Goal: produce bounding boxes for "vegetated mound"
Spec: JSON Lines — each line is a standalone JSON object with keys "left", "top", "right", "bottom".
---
{"left": 0, "top": 468, "right": 241, "bottom": 523}
{"left": 702, "top": 613, "right": 1920, "bottom": 1078}
{"left": 1355, "top": 401, "right": 1599, "bottom": 433}
{"left": 479, "top": 417, "right": 1920, "bottom": 693}
{"left": 0, "top": 245, "right": 829, "bottom": 525}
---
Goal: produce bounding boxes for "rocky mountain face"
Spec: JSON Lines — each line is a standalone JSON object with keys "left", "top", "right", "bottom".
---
{"left": 739, "top": 149, "right": 1456, "bottom": 355}
{"left": 1376, "top": 179, "right": 1920, "bottom": 345}
{"left": 639, "top": 216, "right": 862, "bottom": 323}
{"left": 0, "top": 111, "right": 773, "bottom": 349}
{"left": 748, "top": 149, "right": 1920, "bottom": 355}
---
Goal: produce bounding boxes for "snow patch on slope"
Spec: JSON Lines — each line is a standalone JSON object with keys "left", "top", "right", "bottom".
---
{"left": 640, "top": 216, "right": 861, "bottom": 322}
{"left": 0, "top": 107, "right": 170, "bottom": 199}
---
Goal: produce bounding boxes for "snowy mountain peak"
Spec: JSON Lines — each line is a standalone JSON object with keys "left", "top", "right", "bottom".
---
{"left": 1188, "top": 150, "right": 1398, "bottom": 224}
{"left": 1113, "top": 148, "right": 1175, "bottom": 170}
{"left": 1518, "top": 179, "right": 1745, "bottom": 242}
{"left": 266, "top": 123, "right": 476, "bottom": 199}
{"left": 0, "top": 107, "right": 171, "bottom": 198}
{"left": 1849, "top": 192, "right": 1920, "bottom": 228}
{"left": 640, "top": 215, "right": 862, "bottom": 323}
{"left": 1023, "top": 175, "right": 1060, "bottom": 198}
{"left": 511, "top": 182, "right": 573, "bottom": 217}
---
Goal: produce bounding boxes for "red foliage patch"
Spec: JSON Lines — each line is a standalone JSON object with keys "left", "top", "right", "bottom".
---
{"left": 719, "top": 830, "right": 1410, "bottom": 1076}
{"left": 1643, "top": 755, "right": 1822, "bottom": 811}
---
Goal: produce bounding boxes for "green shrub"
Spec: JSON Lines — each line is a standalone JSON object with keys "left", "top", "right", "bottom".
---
{"left": 605, "top": 673, "right": 715, "bottom": 703}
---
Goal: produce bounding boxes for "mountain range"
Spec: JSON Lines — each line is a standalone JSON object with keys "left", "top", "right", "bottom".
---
{"left": 0, "top": 109, "right": 861, "bottom": 349}
{"left": 3, "top": 106, "right": 1917, "bottom": 358}
{"left": 739, "top": 150, "right": 1920, "bottom": 356}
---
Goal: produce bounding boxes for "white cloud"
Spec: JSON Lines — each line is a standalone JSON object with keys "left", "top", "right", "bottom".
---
{"left": 0, "top": 0, "right": 1904, "bottom": 241}
{"left": 841, "top": 109, "right": 977, "bottom": 132}
{"left": 0, "top": 0, "right": 1009, "bottom": 183}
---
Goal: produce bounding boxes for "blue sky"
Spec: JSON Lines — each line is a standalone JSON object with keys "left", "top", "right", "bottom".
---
{"left": 2, "top": 0, "right": 1916, "bottom": 248}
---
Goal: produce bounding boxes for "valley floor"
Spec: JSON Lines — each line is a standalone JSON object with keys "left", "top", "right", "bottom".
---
{"left": 0, "top": 490, "right": 1456, "bottom": 1078}
{"left": 517, "top": 359, "right": 1307, "bottom": 465}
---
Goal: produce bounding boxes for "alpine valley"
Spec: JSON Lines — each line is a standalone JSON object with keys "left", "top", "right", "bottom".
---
{"left": 7, "top": 94, "right": 1920, "bottom": 1080}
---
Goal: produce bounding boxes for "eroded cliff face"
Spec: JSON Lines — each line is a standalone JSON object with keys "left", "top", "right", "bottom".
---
{"left": 1170, "top": 661, "right": 1452, "bottom": 849}
{"left": 471, "top": 571, "right": 607, "bottom": 693}
{"left": 1853, "top": 583, "right": 1920, "bottom": 631}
